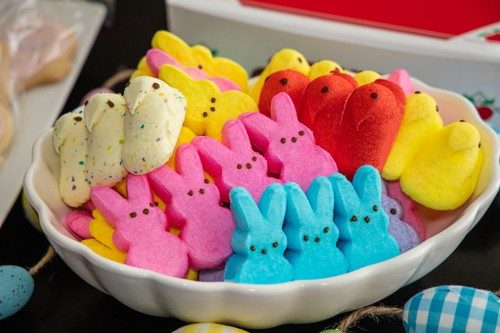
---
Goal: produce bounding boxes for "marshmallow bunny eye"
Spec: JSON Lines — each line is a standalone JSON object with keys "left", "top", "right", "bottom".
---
{"left": 298, "top": 130, "right": 305, "bottom": 136}
{"left": 187, "top": 190, "right": 194, "bottom": 196}
{"left": 323, "top": 227, "right": 329, "bottom": 233}
{"left": 350, "top": 215, "right": 358, "bottom": 222}
{"left": 129, "top": 212, "right": 137, "bottom": 218}
{"left": 202, "top": 112, "right": 208, "bottom": 118}
{"left": 250, "top": 245, "right": 256, "bottom": 251}
{"left": 303, "top": 235, "right": 309, "bottom": 241}
{"left": 373, "top": 205, "right": 379, "bottom": 212}
{"left": 143, "top": 208, "right": 150, "bottom": 215}
{"left": 199, "top": 188, "right": 205, "bottom": 194}
{"left": 236, "top": 163, "right": 243, "bottom": 170}
{"left": 314, "top": 236, "right": 320, "bottom": 243}
{"left": 252, "top": 156, "right": 257, "bottom": 162}
{"left": 390, "top": 208, "right": 397, "bottom": 215}
{"left": 204, "top": 178, "right": 210, "bottom": 184}
{"left": 149, "top": 202, "right": 159, "bottom": 207}
{"left": 280, "top": 138, "right": 286, "bottom": 144}
{"left": 245, "top": 162, "right": 252, "bottom": 169}
{"left": 363, "top": 216, "right": 370, "bottom": 223}
{"left": 272, "top": 242, "right": 279, "bottom": 248}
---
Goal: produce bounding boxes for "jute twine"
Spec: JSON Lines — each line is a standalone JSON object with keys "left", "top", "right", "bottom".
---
{"left": 28, "top": 246, "right": 55, "bottom": 276}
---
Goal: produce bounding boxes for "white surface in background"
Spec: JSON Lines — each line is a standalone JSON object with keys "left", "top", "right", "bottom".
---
{"left": 0, "top": 0, "right": 106, "bottom": 227}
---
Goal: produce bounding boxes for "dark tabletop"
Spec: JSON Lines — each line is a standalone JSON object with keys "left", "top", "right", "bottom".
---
{"left": 0, "top": 1, "right": 498, "bottom": 332}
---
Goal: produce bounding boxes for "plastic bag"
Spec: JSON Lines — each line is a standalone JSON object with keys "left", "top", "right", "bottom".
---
{"left": 0, "top": 0, "right": 82, "bottom": 164}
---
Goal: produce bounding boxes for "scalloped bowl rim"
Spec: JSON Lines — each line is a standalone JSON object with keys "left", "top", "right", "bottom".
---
{"left": 23, "top": 76, "right": 500, "bottom": 327}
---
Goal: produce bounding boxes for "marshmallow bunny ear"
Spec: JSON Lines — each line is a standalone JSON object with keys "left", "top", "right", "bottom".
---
{"left": 230, "top": 187, "right": 262, "bottom": 231}
{"left": 387, "top": 69, "right": 414, "bottom": 96}
{"left": 158, "top": 64, "right": 192, "bottom": 94}
{"left": 240, "top": 112, "right": 276, "bottom": 150}
{"left": 125, "top": 174, "right": 154, "bottom": 205}
{"left": 221, "top": 120, "right": 253, "bottom": 153}
{"left": 175, "top": 144, "right": 205, "bottom": 182}
{"left": 329, "top": 173, "right": 359, "bottom": 217}
{"left": 381, "top": 180, "right": 389, "bottom": 195}
{"left": 152, "top": 30, "right": 198, "bottom": 68}
{"left": 146, "top": 48, "right": 181, "bottom": 77}
{"left": 270, "top": 92, "right": 298, "bottom": 124}
{"left": 258, "top": 183, "right": 287, "bottom": 228}
{"left": 90, "top": 186, "right": 128, "bottom": 227}
{"left": 352, "top": 165, "right": 382, "bottom": 205}
{"left": 192, "top": 136, "right": 233, "bottom": 169}
{"left": 147, "top": 165, "right": 184, "bottom": 202}
{"left": 306, "top": 177, "right": 334, "bottom": 220}
{"left": 284, "top": 182, "right": 313, "bottom": 226}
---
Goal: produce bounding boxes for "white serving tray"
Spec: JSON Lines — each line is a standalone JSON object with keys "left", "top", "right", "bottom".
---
{"left": 0, "top": 0, "right": 106, "bottom": 227}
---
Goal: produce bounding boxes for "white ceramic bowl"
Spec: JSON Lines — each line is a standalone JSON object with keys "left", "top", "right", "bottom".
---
{"left": 24, "top": 78, "right": 499, "bottom": 329}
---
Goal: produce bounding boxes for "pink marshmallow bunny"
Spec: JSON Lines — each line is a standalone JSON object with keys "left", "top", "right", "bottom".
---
{"left": 387, "top": 69, "right": 415, "bottom": 96}
{"left": 241, "top": 92, "right": 338, "bottom": 191}
{"left": 90, "top": 174, "right": 189, "bottom": 277}
{"left": 66, "top": 210, "right": 92, "bottom": 239}
{"left": 192, "top": 119, "right": 279, "bottom": 202}
{"left": 146, "top": 48, "right": 240, "bottom": 92}
{"left": 148, "top": 144, "right": 235, "bottom": 269}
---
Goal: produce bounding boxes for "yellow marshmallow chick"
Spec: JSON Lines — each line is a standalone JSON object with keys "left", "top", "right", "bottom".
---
{"left": 354, "top": 70, "right": 381, "bottom": 86}
{"left": 152, "top": 30, "right": 248, "bottom": 91}
{"left": 249, "top": 48, "right": 310, "bottom": 103}
{"left": 400, "top": 121, "right": 483, "bottom": 210}
{"left": 159, "top": 64, "right": 257, "bottom": 141}
{"left": 382, "top": 92, "right": 443, "bottom": 180}
{"left": 308, "top": 60, "right": 345, "bottom": 80}
{"left": 53, "top": 107, "right": 90, "bottom": 207}
{"left": 131, "top": 56, "right": 154, "bottom": 80}
{"left": 84, "top": 93, "right": 127, "bottom": 187}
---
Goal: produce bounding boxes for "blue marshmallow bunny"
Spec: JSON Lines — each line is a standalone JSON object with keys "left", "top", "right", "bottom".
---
{"left": 224, "top": 183, "right": 293, "bottom": 284}
{"left": 328, "top": 165, "right": 399, "bottom": 271}
{"left": 283, "top": 177, "right": 348, "bottom": 280}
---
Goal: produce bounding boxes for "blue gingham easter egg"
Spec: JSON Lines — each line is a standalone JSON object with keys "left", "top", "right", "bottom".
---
{"left": 0, "top": 265, "right": 34, "bottom": 320}
{"left": 403, "top": 285, "right": 500, "bottom": 333}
